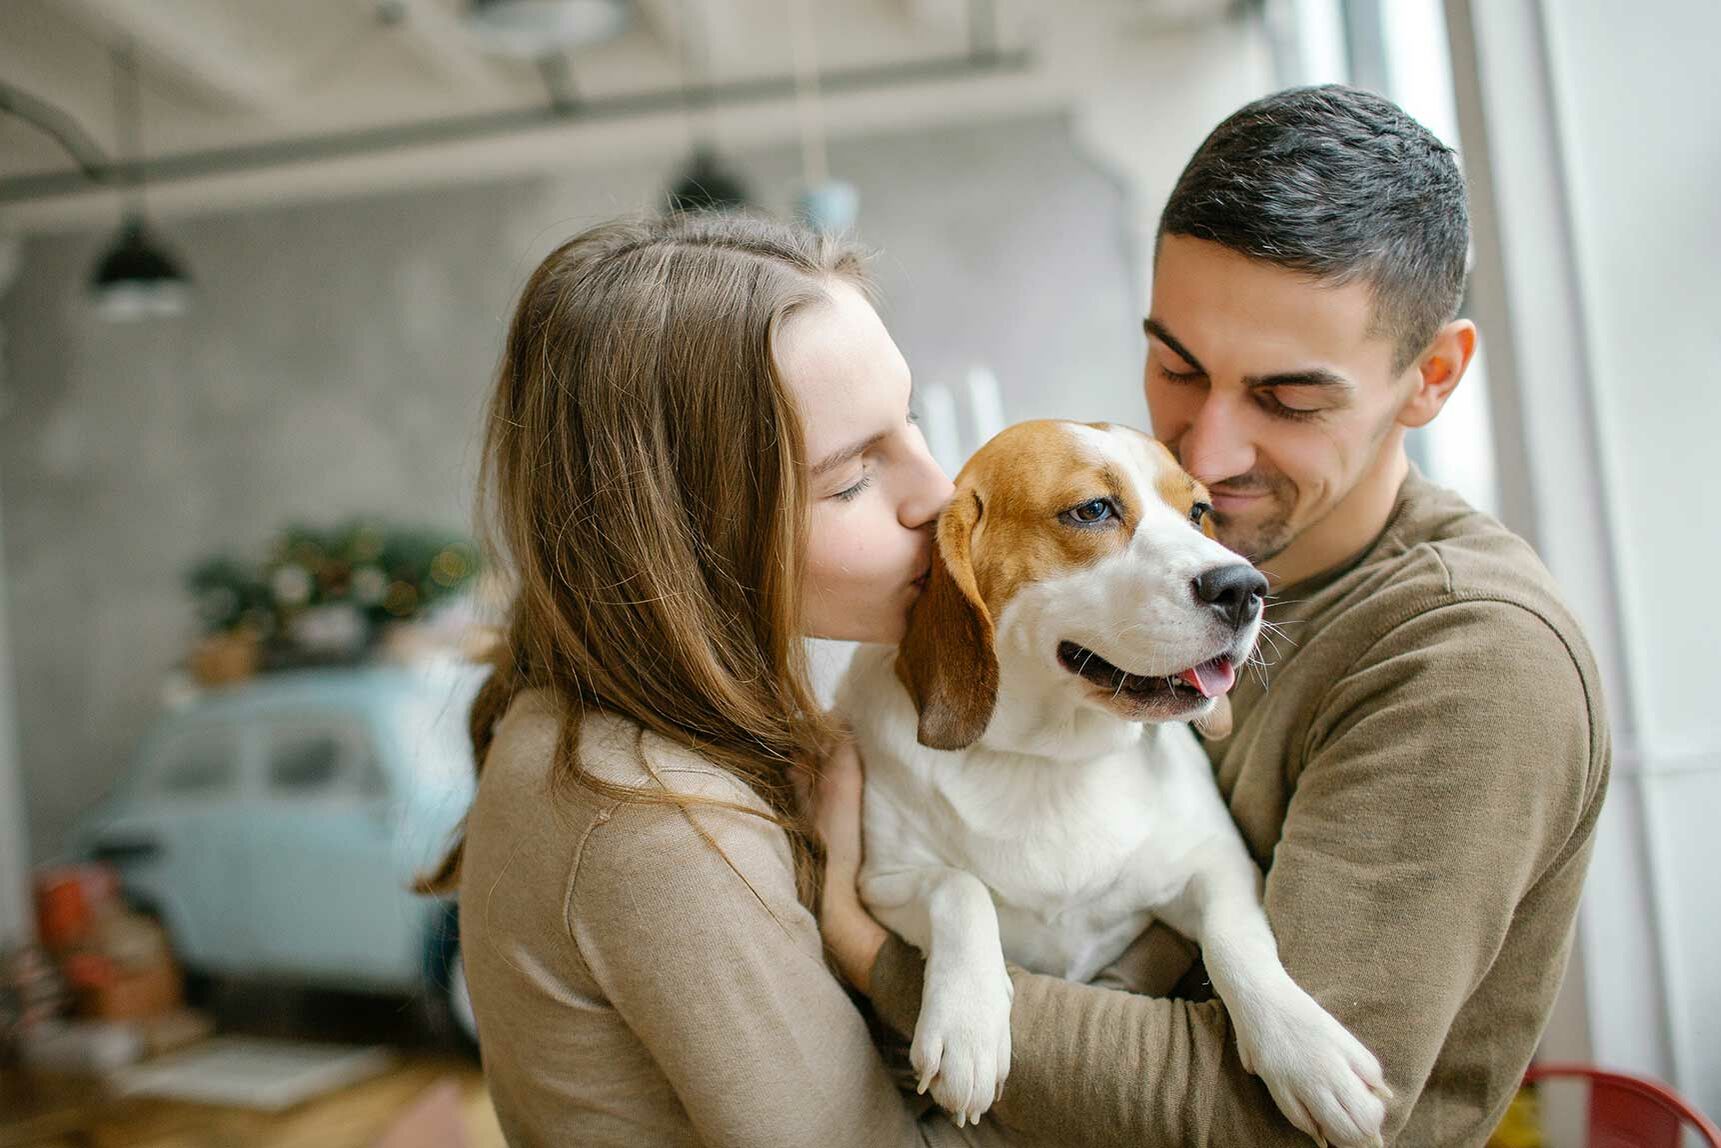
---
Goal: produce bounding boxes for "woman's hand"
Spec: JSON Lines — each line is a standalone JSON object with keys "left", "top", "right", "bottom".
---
{"left": 799, "top": 739, "right": 889, "bottom": 994}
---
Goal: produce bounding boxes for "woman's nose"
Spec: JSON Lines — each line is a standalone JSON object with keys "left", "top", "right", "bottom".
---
{"left": 901, "top": 446, "right": 955, "bottom": 531}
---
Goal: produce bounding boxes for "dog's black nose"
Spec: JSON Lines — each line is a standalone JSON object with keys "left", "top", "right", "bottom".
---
{"left": 1192, "top": 564, "right": 1268, "bottom": 630}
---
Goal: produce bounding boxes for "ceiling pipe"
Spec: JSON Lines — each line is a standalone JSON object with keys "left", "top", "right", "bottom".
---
{"left": 0, "top": 48, "right": 1030, "bottom": 206}
{"left": 0, "top": 81, "right": 110, "bottom": 180}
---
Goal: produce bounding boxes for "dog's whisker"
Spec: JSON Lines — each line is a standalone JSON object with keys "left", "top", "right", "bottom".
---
{"left": 1257, "top": 619, "right": 1298, "bottom": 656}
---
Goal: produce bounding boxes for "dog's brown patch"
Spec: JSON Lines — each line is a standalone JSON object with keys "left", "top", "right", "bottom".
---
{"left": 896, "top": 488, "right": 996, "bottom": 750}
{"left": 1147, "top": 438, "right": 1219, "bottom": 540}
{"left": 960, "top": 421, "right": 1138, "bottom": 610}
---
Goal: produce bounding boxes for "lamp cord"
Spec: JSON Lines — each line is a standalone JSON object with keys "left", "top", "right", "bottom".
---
{"left": 787, "top": 0, "right": 827, "bottom": 188}
{"left": 112, "top": 39, "right": 146, "bottom": 217}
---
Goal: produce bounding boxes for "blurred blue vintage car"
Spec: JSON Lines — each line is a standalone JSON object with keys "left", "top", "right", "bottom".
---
{"left": 67, "top": 659, "right": 486, "bottom": 1044}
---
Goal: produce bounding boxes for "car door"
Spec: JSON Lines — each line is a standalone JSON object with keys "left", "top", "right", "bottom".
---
{"left": 238, "top": 710, "right": 420, "bottom": 988}
{"left": 86, "top": 718, "right": 257, "bottom": 973}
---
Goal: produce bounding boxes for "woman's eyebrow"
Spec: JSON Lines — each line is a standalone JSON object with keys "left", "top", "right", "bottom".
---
{"left": 812, "top": 431, "right": 889, "bottom": 478}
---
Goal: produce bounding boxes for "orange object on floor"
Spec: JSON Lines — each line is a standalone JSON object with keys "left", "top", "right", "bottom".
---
{"left": 76, "top": 960, "right": 183, "bottom": 1021}
{"left": 34, "top": 870, "right": 90, "bottom": 949}
{"left": 33, "top": 865, "right": 120, "bottom": 950}
{"left": 1524, "top": 1062, "right": 1721, "bottom": 1148}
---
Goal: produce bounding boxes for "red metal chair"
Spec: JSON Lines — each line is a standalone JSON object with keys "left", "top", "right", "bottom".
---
{"left": 1523, "top": 1062, "right": 1721, "bottom": 1148}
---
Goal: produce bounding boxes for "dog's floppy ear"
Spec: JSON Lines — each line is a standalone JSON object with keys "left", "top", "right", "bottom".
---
{"left": 896, "top": 490, "right": 997, "bottom": 750}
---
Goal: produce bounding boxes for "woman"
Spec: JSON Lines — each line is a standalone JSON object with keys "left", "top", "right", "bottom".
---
{"left": 423, "top": 212, "right": 982, "bottom": 1146}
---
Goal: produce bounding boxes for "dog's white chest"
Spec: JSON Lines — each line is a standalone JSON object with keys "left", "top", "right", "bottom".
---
{"left": 843, "top": 646, "right": 1221, "bottom": 982}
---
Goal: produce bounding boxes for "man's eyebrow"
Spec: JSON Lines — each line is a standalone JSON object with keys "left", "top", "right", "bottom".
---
{"left": 1143, "top": 318, "right": 1206, "bottom": 375}
{"left": 812, "top": 431, "right": 889, "bottom": 478}
{"left": 1242, "top": 368, "right": 1353, "bottom": 392}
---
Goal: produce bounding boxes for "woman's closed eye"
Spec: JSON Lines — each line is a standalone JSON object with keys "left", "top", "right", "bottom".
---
{"left": 833, "top": 469, "right": 874, "bottom": 502}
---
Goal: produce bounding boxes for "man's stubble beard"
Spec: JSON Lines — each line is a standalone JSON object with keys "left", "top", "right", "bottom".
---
{"left": 1211, "top": 473, "right": 1300, "bottom": 565}
{"left": 1209, "top": 413, "right": 1403, "bottom": 568}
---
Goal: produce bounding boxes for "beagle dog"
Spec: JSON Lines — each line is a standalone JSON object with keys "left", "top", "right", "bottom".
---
{"left": 838, "top": 420, "right": 1388, "bottom": 1146}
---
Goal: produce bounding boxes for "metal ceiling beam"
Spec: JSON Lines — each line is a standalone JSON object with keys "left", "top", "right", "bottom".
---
{"left": 0, "top": 81, "right": 110, "bottom": 179}
{"left": 0, "top": 47, "right": 1030, "bottom": 205}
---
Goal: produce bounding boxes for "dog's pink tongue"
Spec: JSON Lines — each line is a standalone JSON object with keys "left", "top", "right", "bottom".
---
{"left": 1179, "top": 657, "right": 1236, "bottom": 699}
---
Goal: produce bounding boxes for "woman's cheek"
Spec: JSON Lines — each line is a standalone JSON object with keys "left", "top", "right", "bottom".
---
{"left": 803, "top": 500, "right": 921, "bottom": 642}
{"left": 806, "top": 508, "right": 868, "bottom": 590}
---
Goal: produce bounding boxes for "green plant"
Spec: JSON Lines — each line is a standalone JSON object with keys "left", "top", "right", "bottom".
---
{"left": 186, "top": 521, "right": 481, "bottom": 654}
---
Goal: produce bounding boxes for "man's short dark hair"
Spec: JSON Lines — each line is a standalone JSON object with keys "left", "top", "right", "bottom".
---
{"left": 1159, "top": 84, "right": 1470, "bottom": 372}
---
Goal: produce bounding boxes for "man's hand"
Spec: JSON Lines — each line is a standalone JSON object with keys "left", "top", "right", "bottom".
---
{"left": 796, "top": 739, "right": 889, "bottom": 993}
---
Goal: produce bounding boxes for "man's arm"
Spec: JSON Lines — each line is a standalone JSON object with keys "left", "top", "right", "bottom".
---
{"left": 865, "top": 601, "right": 1600, "bottom": 1146}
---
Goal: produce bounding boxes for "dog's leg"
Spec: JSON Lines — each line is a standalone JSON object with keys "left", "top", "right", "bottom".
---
{"left": 861, "top": 867, "right": 1014, "bottom": 1127}
{"left": 1158, "top": 842, "right": 1391, "bottom": 1148}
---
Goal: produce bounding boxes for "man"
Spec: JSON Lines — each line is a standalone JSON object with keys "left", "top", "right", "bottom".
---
{"left": 820, "top": 85, "right": 1608, "bottom": 1147}
{"left": 1129, "top": 82, "right": 1609, "bottom": 1143}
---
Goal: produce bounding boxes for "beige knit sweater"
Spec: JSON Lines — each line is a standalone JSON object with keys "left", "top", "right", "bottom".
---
{"left": 458, "top": 693, "right": 1015, "bottom": 1147}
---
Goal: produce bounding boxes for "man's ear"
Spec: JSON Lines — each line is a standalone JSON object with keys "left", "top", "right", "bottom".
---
{"left": 895, "top": 489, "right": 998, "bottom": 751}
{"left": 1399, "top": 319, "right": 1477, "bottom": 429}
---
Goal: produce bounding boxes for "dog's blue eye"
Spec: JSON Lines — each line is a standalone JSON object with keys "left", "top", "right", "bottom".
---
{"left": 1063, "top": 499, "right": 1114, "bottom": 525}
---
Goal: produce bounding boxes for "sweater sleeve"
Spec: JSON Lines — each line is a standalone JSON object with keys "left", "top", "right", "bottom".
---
{"left": 870, "top": 600, "right": 1599, "bottom": 1146}
{"left": 569, "top": 766, "right": 1000, "bottom": 1148}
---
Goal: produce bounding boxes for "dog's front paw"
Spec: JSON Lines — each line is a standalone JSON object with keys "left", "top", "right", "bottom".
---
{"left": 911, "top": 957, "right": 1014, "bottom": 1127}
{"left": 1235, "top": 986, "right": 1392, "bottom": 1148}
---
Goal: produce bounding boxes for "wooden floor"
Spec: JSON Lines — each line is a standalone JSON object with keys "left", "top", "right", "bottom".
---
{"left": 2, "top": 981, "right": 505, "bottom": 1148}
{"left": 2, "top": 1055, "right": 504, "bottom": 1148}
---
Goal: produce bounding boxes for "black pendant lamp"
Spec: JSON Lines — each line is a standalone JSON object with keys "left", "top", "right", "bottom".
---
{"left": 663, "top": 0, "right": 750, "bottom": 215}
{"left": 90, "top": 43, "right": 190, "bottom": 321}
{"left": 667, "top": 147, "right": 750, "bottom": 214}
{"left": 91, "top": 216, "right": 189, "bottom": 321}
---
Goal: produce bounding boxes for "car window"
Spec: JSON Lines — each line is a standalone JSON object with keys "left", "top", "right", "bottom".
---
{"left": 268, "top": 730, "right": 345, "bottom": 794}
{"left": 149, "top": 724, "right": 239, "bottom": 798}
{"left": 265, "top": 718, "right": 383, "bottom": 800}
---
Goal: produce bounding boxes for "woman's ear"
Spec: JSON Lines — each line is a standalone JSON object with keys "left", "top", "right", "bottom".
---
{"left": 895, "top": 490, "right": 998, "bottom": 750}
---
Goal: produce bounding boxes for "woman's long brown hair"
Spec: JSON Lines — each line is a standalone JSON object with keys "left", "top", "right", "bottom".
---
{"left": 415, "top": 213, "right": 868, "bottom": 908}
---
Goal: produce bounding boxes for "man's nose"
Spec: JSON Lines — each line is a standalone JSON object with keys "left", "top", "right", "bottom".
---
{"left": 1178, "top": 396, "right": 1256, "bottom": 485}
{"left": 1192, "top": 563, "right": 1268, "bottom": 630}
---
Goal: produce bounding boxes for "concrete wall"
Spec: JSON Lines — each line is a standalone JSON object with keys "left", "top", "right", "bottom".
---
{"left": 0, "top": 112, "right": 1144, "bottom": 865}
